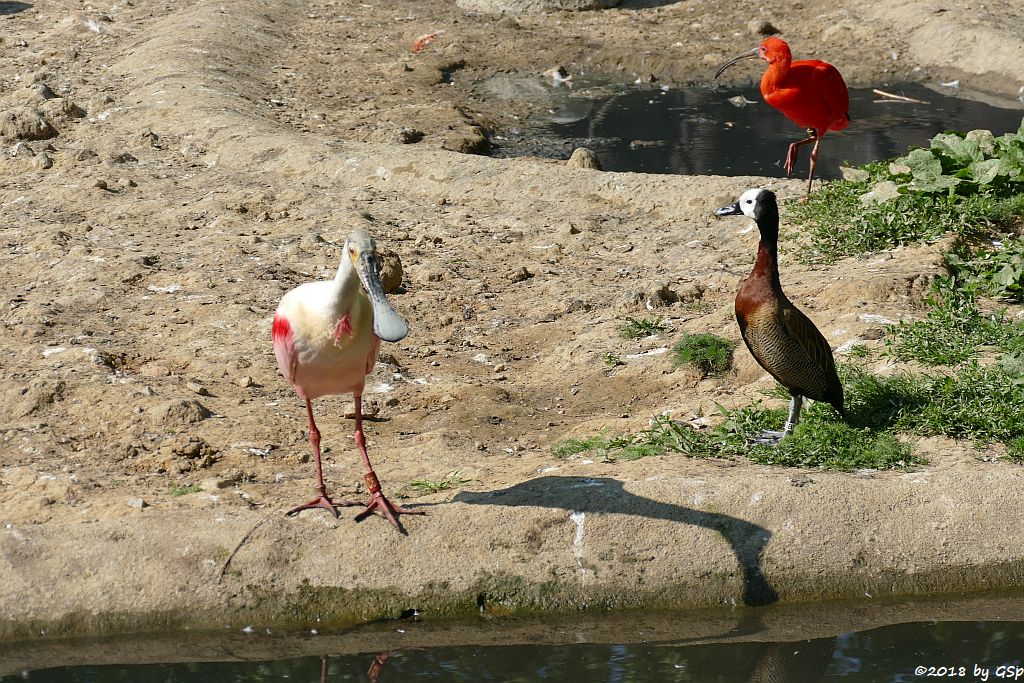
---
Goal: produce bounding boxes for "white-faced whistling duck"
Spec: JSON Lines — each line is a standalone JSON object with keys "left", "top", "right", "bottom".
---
{"left": 716, "top": 188, "right": 845, "bottom": 444}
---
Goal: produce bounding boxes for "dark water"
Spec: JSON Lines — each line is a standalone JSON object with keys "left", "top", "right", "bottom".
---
{"left": 492, "top": 80, "right": 1024, "bottom": 179}
{"left": 8, "top": 619, "right": 1024, "bottom": 682}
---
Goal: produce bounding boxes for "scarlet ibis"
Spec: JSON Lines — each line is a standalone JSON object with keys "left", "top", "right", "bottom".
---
{"left": 716, "top": 37, "right": 850, "bottom": 194}
{"left": 716, "top": 189, "right": 844, "bottom": 443}
{"left": 272, "top": 229, "right": 423, "bottom": 530}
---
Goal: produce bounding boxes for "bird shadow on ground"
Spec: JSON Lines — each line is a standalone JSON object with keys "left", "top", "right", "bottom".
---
{"left": 452, "top": 475, "right": 779, "bottom": 607}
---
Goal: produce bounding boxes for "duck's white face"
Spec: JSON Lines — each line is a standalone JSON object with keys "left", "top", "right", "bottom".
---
{"left": 737, "top": 188, "right": 763, "bottom": 220}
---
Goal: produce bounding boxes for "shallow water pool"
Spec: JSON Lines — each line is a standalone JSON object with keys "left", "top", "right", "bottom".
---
{"left": 6, "top": 594, "right": 1024, "bottom": 682}
{"left": 491, "top": 79, "right": 1024, "bottom": 179}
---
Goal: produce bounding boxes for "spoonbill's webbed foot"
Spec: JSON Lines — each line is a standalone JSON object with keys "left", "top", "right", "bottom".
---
{"left": 286, "top": 490, "right": 360, "bottom": 518}
{"left": 354, "top": 471, "right": 425, "bottom": 531}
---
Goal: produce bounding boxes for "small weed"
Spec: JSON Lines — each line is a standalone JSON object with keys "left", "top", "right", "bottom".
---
{"left": 552, "top": 436, "right": 608, "bottom": 459}
{"left": 846, "top": 344, "right": 874, "bottom": 359}
{"left": 619, "top": 316, "right": 666, "bottom": 339}
{"left": 170, "top": 484, "right": 201, "bottom": 496}
{"left": 672, "top": 333, "right": 736, "bottom": 376}
{"left": 406, "top": 470, "right": 471, "bottom": 495}
{"left": 603, "top": 352, "right": 625, "bottom": 368}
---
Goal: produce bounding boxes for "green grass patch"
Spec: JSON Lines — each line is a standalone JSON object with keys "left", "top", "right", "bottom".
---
{"left": 552, "top": 359, "right": 1024, "bottom": 469}
{"left": 884, "top": 279, "right": 1024, "bottom": 365}
{"left": 619, "top": 316, "right": 666, "bottom": 339}
{"left": 945, "top": 228, "right": 1024, "bottom": 303}
{"left": 550, "top": 393, "right": 918, "bottom": 471}
{"left": 170, "top": 484, "right": 201, "bottom": 496}
{"left": 672, "top": 333, "right": 736, "bottom": 377}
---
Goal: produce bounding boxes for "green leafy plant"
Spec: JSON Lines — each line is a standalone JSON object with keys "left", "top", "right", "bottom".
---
{"left": 672, "top": 333, "right": 736, "bottom": 377}
{"left": 788, "top": 122, "right": 1024, "bottom": 264}
{"left": 619, "top": 316, "right": 666, "bottom": 339}
{"left": 945, "top": 230, "right": 1024, "bottom": 303}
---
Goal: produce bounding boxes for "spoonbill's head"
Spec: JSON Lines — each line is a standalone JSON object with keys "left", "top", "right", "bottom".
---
{"left": 344, "top": 229, "right": 409, "bottom": 343}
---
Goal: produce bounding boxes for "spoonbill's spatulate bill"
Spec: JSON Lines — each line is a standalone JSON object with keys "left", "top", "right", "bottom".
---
{"left": 716, "top": 37, "right": 850, "bottom": 195}
{"left": 272, "top": 229, "right": 423, "bottom": 531}
{"left": 716, "top": 189, "right": 845, "bottom": 443}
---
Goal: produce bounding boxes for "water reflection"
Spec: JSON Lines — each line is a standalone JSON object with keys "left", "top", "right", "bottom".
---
{"left": 493, "top": 81, "right": 1024, "bottom": 179}
{"left": 11, "top": 620, "right": 1024, "bottom": 682}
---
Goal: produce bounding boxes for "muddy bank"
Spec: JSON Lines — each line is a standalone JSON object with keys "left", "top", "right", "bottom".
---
{"left": 2, "top": 0, "right": 1024, "bottom": 642}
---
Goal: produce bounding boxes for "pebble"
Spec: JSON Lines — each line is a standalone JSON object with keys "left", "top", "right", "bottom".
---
{"left": 34, "top": 152, "right": 52, "bottom": 169}
{"left": 93, "top": 179, "right": 108, "bottom": 190}
{"left": 140, "top": 364, "right": 170, "bottom": 377}
{"left": 10, "top": 142, "right": 34, "bottom": 158}
{"left": 748, "top": 18, "right": 780, "bottom": 36}
{"left": 397, "top": 127, "right": 424, "bottom": 144}
{"left": 509, "top": 267, "right": 533, "bottom": 283}
{"left": 186, "top": 381, "right": 210, "bottom": 396}
{"left": 566, "top": 147, "right": 602, "bottom": 170}
{"left": 236, "top": 375, "right": 254, "bottom": 388}
{"left": 146, "top": 399, "right": 212, "bottom": 426}
{"left": 127, "top": 497, "right": 148, "bottom": 509}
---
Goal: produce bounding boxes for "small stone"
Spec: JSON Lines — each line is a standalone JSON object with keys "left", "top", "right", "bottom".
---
{"left": 140, "top": 364, "right": 170, "bottom": 377}
{"left": 748, "top": 18, "right": 780, "bottom": 36}
{"left": 30, "top": 83, "right": 56, "bottom": 101}
{"left": 344, "top": 399, "right": 380, "bottom": 419}
{"left": 397, "top": 127, "right": 424, "bottom": 144}
{"left": 509, "top": 267, "right": 533, "bottom": 283}
{"left": 34, "top": 152, "right": 53, "bottom": 169}
{"left": 566, "top": 147, "right": 602, "bottom": 170}
{"left": 127, "top": 497, "right": 148, "bottom": 508}
{"left": 236, "top": 375, "right": 254, "bottom": 388}
{"left": 93, "top": 179, "right": 108, "bottom": 190}
{"left": 861, "top": 327, "right": 885, "bottom": 341}
{"left": 146, "top": 399, "right": 212, "bottom": 426}
{"left": 376, "top": 248, "right": 404, "bottom": 293}
{"left": 10, "top": 141, "right": 34, "bottom": 158}
{"left": 0, "top": 106, "right": 57, "bottom": 141}
{"left": 186, "top": 381, "right": 210, "bottom": 396}
{"left": 565, "top": 223, "right": 582, "bottom": 235}
{"left": 200, "top": 477, "right": 232, "bottom": 492}
{"left": 110, "top": 150, "right": 138, "bottom": 163}
{"left": 75, "top": 148, "right": 98, "bottom": 162}
{"left": 840, "top": 166, "right": 870, "bottom": 182}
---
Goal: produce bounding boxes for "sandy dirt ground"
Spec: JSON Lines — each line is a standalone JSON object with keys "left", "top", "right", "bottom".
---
{"left": 2, "top": 0, "right": 1024, "bottom": 641}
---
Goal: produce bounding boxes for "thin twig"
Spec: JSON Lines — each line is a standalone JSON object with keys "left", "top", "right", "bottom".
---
{"left": 216, "top": 512, "right": 274, "bottom": 584}
{"left": 872, "top": 88, "right": 929, "bottom": 104}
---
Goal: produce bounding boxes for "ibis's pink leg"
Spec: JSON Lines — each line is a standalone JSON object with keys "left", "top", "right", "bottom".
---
{"left": 286, "top": 399, "right": 359, "bottom": 517}
{"left": 784, "top": 128, "right": 818, "bottom": 178}
{"left": 351, "top": 394, "right": 425, "bottom": 530}
{"left": 806, "top": 135, "right": 823, "bottom": 195}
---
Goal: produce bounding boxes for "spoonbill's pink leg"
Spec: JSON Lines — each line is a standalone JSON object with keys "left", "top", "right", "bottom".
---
{"left": 286, "top": 399, "right": 359, "bottom": 517}
{"left": 351, "top": 395, "right": 425, "bottom": 531}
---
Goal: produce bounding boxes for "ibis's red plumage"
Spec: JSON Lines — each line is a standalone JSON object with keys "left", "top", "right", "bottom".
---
{"left": 758, "top": 37, "right": 849, "bottom": 137}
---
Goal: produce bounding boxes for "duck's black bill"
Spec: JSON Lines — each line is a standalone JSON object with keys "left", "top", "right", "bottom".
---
{"left": 714, "top": 49, "right": 759, "bottom": 79}
{"left": 716, "top": 202, "right": 742, "bottom": 217}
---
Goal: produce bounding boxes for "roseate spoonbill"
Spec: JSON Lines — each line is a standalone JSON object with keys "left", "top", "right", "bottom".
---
{"left": 272, "top": 229, "right": 423, "bottom": 530}
{"left": 716, "top": 37, "right": 850, "bottom": 194}
{"left": 716, "top": 189, "right": 845, "bottom": 443}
